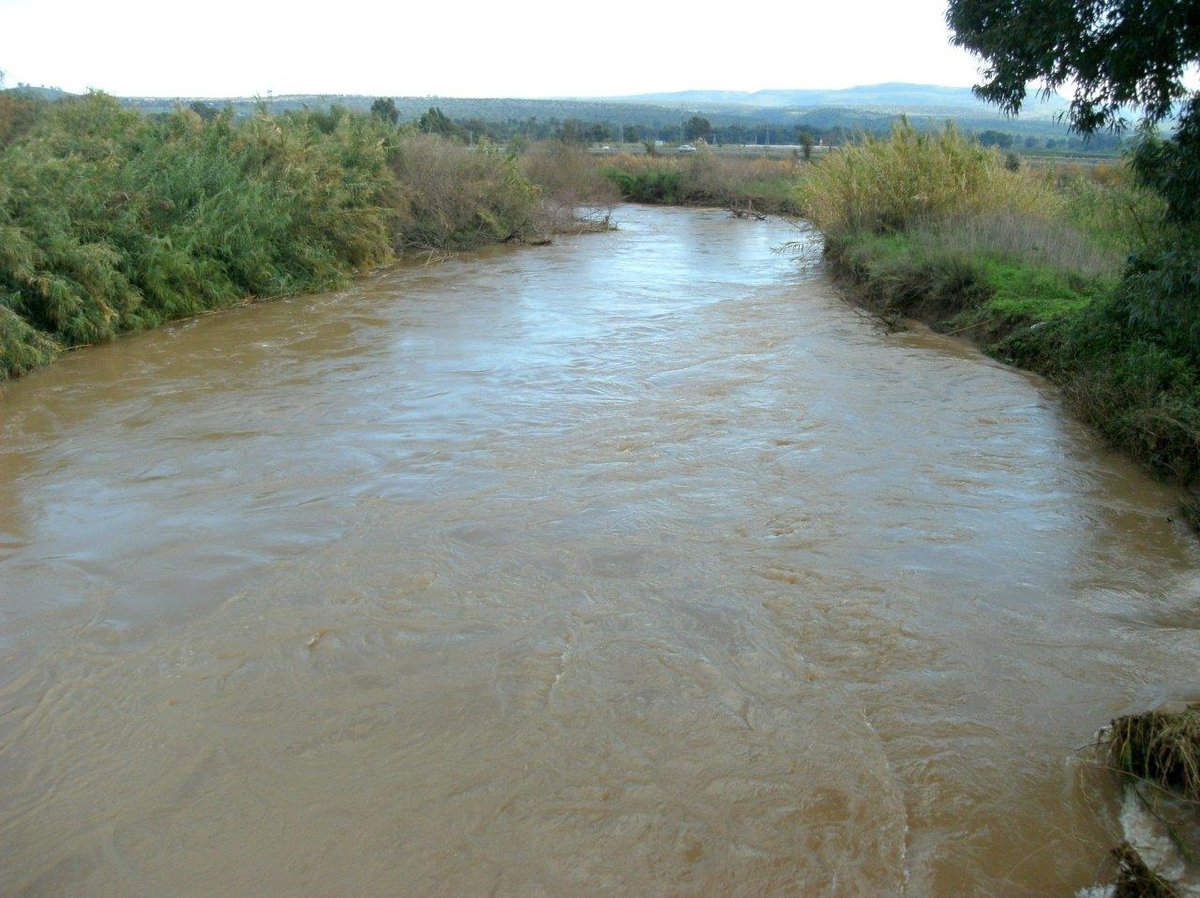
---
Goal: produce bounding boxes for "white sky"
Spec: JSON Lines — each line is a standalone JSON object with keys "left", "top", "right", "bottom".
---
{"left": 0, "top": 0, "right": 986, "bottom": 98}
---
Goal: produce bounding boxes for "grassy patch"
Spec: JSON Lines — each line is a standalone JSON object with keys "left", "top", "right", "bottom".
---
{"left": 977, "top": 258, "right": 1097, "bottom": 321}
{"left": 827, "top": 229, "right": 1098, "bottom": 330}
{"left": 1107, "top": 703, "right": 1200, "bottom": 800}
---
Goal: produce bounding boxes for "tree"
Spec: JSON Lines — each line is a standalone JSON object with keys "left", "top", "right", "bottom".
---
{"left": 948, "top": 0, "right": 1200, "bottom": 223}
{"left": 977, "top": 128, "right": 1014, "bottom": 149}
{"left": 684, "top": 115, "right": 712, "bottom": 143}
{"left": 559, "top": 118, "right": 587, "bottom": 145}
{"left": 188, "top": 101, "right": 219, "bottom": 122}
{"left": 418, "top": 107, "right": 460, "bottom": 138}
{"left": 947, "top": 0, "right": 1199, "bottom": 132}
{"left": 370, "top": 96, "right": 399, "bottom": 125}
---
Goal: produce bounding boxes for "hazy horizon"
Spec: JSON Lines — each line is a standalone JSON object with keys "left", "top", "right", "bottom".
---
{"left": 1, "top": 0, "right": 985, "bottom": 99}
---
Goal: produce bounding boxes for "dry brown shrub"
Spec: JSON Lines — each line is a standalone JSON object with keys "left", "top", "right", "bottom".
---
{"left": 521, "top": 142, "right": 620, "bottom": 232}
{"left": 390, "top": 134, "right": 541, "bottom": 248}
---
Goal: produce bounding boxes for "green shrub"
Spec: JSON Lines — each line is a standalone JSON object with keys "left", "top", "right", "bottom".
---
{"left": 603, "top": 166, "right": 685, "bottom": 204}
{"left": 0, "top": 94, "right": 396, "bottom": 377}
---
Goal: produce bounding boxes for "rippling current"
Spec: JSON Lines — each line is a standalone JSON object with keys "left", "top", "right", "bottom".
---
{"left": 2, "top": 206, "right": 1198, "bottom": 896}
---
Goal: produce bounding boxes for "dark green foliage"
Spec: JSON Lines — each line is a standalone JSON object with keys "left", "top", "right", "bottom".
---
{"left": 947, "top": 0, "right": 1200, "bottom": 132}
{"left": 947, "top": 0, "right": 1200, "bottom": 241}
{"left": 0, "top": 89, "right": 46, "bottom": 146}
{"left": 603, "top": 168, "right": 685, "bottom": 204}
{"left": 978, "top": 129, "right": 1013, "bottom": 149}
{"left": 417, "top": 107, "right": 461, "bottom": 139}
{"left": 684, "top": 116, "right": 712, "bottom": 143}
{"left": 1020, "top": 306, "right": 1200, "bottom": 481}
{"left": 1131, "top": 97, "right": 1200, "bottom": 226}
{"left": 370, "top": 97, "right": 399, "bottom": 125}
{"left": 188, "top": 101, "right": 219, "bottom": 122}
{"left": 0, "top": 301, "right": 58, "bottom": 376}
{"left": 1117, "top": 236, "right": 1200, "bottom": 363}
{"left": 1010, "top": 239, "right": 1200, "bottom": 481}
{"left": 0, "top": 93, "right": 395, "bottom": 377}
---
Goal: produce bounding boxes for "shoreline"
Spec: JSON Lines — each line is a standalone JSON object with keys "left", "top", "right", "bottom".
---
{"left": 820, "top": 232, "right": 1200, "bottom": 535}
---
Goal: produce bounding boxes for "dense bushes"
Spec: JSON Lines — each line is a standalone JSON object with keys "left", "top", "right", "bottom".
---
{"left": 521, "top": 142, "right": 620, "bottom": 209}
{"left": 797, "top": 121, "right": 1050, "bottom": 234}
{"left": 601, "top": 150, "right": 801, "bottom": 212}
{"left": 0, "top": 93, "right": 557, "bottom": 378}
{"left": 1010, "top": 237, "right": 1200, "bottom": 482}
{"left": 0, "top": 94, "right": 396, "bottom": 375}
{"left": 391, "top": 134, "right": 542, "bottom": 249}
{"left": 605, "top": 165, "right": 686, "bottom": 204}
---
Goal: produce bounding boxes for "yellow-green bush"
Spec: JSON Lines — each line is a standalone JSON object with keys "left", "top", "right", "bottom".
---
{"left": 796, "top": 121, "right": 1053, "bottom": 235}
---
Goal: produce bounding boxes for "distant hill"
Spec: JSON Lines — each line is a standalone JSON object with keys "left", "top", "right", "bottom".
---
{"left": 2, "top": 84, "right": 74, "bottom": 102}
{"left": 117, "top": 86, "right": 1072, "bottom": 136}
{"left": 609, "top": 82, "right": 1071, "bottom": 120}
{"left": 20, "top": 82, "right": 1102, "bottom": 147}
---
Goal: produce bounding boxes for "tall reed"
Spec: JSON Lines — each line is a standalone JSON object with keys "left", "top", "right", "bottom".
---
{"left": 796, "top": 121, "right": 1053, "bottom": 235}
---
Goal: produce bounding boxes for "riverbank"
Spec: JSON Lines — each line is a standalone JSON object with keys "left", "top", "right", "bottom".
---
{"left": 797, "top": 125, "right": 1200, "bottom": 894}
{"left": 599, "top": 151, "right": 802, "bottom": 214}
{"left": 793, "top": 124, "right": 1200, "bottom": 532}
{"left": 824, "top": 233, "right": 1200, "bottom": 526}
{"left": 0, "top": 94, "right": 601, "bottom": 381}
{"left": 4, "top": 205, "right": 1194, "bottom": 896}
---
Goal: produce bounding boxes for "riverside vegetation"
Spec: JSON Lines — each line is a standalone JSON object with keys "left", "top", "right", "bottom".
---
{"left": 1, "top": 90, "right": 1194, "bottom": 526}
{"left": 794, "top": 122, "right": 1200, "bottom": 530}
{"left": 3, "top": 80, "right": 1198, "bottom": 897}
{"left": 600, "top": 150, "right": 802, "bottom": 213}
{"left": 0, "top": 91, "right": 607, "bottom": 380}
{"left": 794, "top": 121, "right": 1199, "bottom": 895}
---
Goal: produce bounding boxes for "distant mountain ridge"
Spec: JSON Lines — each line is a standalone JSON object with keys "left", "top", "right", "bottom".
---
{"left": 9, "top": 81, "right": 1087, "bottom": 143}
{"left": 608, "top": 82, "right": 1070, "bottom": 119}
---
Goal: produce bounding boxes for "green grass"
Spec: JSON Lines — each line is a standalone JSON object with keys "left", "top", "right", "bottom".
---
{"left": 978, "top": 258, "right": 1097, "bottom": 320}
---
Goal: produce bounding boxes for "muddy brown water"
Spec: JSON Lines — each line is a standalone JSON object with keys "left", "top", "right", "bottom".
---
{"left": 1, "top": 206, "right": 1197, "bottom": 896}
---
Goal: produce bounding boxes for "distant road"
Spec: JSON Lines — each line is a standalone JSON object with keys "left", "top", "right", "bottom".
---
{"left": 588, "top": 143, "right": 832, "bottom": 158}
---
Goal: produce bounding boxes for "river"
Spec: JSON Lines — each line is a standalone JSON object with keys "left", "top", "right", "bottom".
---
{"left": 1, "top": 206, "right": 1197, "bottom": 896}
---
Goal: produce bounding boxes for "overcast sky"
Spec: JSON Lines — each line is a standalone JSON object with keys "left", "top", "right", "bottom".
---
{"left": 0, "top": 0, "right": 986, "bottom": 98}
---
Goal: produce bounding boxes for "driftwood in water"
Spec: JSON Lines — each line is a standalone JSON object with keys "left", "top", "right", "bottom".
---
{"left": 727, "top": 207, "right": 767, "bottom": 221}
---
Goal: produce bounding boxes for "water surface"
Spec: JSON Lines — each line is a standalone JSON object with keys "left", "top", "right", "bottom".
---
{"left": 2, "top": 206, "right": 1197, "bottom": 896}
